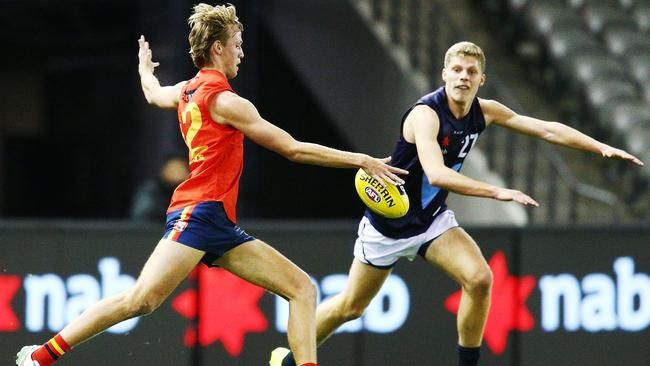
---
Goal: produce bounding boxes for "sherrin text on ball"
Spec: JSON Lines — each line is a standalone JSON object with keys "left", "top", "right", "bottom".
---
{"left": 354, "top": 169, "right": 409, "bottom": 218}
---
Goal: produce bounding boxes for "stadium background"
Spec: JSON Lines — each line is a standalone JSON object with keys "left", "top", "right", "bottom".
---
{"left": 1, "top": 0, "right": 649, "bottom": 365}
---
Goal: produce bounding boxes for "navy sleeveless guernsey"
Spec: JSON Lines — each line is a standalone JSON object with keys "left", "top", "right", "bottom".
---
{"left": 366, "top": 86, "right": 486, "bottom": 239}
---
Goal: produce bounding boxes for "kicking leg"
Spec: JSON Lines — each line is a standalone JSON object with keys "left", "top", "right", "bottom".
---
{"left": 19, "top": 239, "right": 204, "bottom": 366}
{"left": 215, "top": 239, "right": 318, "bottom": 366}
{"left": 273, "top": 259, "right": 391, "bottom": 366}
{"left": 61, "top": 239, "right": 204, "bottom": 345}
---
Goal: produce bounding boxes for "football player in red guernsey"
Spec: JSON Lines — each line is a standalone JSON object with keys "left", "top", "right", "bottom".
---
{"left": 15, "top": 3, "right": 407, "bottom": 366}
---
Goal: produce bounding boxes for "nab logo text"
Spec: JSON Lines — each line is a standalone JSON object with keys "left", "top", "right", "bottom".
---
{"left": 275, "top": 273, "right": 409, "bottom": 333}
{"left": 539, "top": 256, "right": 650, "bottom": 332}
{"left": 23, "top": 257, "right": 137, "bottom": 334}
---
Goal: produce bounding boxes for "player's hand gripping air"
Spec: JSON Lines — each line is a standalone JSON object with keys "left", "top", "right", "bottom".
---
{"left": 363, "top": 156, "right": 408, "bottom": 186}
{"left": 493, "top": 187, "right": 539, "bottom": 207}
{"left": 601, "top": 146, "right": 644, "bottom": 166}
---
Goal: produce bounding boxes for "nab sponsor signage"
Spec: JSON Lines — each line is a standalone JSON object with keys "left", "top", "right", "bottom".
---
{"left": 23, "top": 258, "right": 137, "bottom": 334}
{"left": 1, "top": 258, "right": 139, "bottom": 335}
{"left": 275, "top": 274, "right": 410, "bottom": 334}
{"left": 519, "top": 228, "right": 650, "bottom": 366}
{"left": 540, "top": 256, "right": 650, "bottom": 333}
{"left": 1, "top": 223, "right": 649, "bottom": 365}
{"left": 1, "top": 255, "right": 413, "bottom": 361}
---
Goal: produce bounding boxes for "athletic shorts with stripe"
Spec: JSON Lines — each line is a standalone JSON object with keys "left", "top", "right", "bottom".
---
{"left": 354, "top": 209, "right": 459, "bottom": 269}
{"left": 162, "top": 201, "right": 255, "bottom": 266}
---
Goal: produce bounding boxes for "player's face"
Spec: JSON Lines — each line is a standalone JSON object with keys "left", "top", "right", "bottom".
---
{"left": 442, "top": 55, "right": 485, "bottom": 105}
{"left": 223, "top": 28, "right": 244, "bottom": 79}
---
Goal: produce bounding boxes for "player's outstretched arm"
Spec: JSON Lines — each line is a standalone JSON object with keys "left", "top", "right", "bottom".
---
{"left": 211, "top": 92, "right": 408, "bottom": 185}
{"left": 137, "top": 35, "right": 186, "bottom": 110}
{"left": 406, "top": 105, "right": 539, "bottom": 207}
{"left": 481, "top": 99, "right": 644, "bottom": 166}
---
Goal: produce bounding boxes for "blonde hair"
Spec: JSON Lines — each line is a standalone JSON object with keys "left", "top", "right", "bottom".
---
{"left": 444, "top": 41, "right": 486, "bottom": 72}
{"left": 188, "top": 3, "right": 243, "bottom": 68}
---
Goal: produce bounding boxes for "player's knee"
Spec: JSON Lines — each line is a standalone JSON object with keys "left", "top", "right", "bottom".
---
{"left": 131, "top": 294, "right": 163, "bottom": 316}
{"left": 123, "top": 288, "right": 164, "bottom": 317}
{"left": 340, "top": 302, "right": 366, "bottom": 321}
{"left": 289, "top": 274, "right": 317, "bottom": 306}
{"left": 465, "top": 267, "right": 493, "bottom": 297}
{"left": 333, "top": 293, "right": 369, "bottom": 321}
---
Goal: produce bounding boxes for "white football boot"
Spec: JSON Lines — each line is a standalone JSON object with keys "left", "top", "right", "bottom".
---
{"left": 269, "top": 347, "right": 290, "bottom": 366}
{"left": 16, "top": 345, "right": 40, "bottom": 366}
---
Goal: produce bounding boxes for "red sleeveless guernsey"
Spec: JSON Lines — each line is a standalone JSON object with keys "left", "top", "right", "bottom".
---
{"left": 167, "top": 69, "right": 243, "bottom": 223}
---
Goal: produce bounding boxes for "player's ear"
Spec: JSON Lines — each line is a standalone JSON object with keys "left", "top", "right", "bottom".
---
{"left": 212, "top": 40, "right": 223, "bottom": 55}
{"left": 441, "top": 67, "right": 447, "bottom": 82}
{"left": 479, "top": 73, "right": 486, "bottom": 86}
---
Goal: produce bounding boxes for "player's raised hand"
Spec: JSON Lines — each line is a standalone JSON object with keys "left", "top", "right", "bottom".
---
{"left": 362, "top": 156, "right": 408, "bottom": 186}
{"left": 601, "top": 146, "right": 644, "bottom": 166}
{"left": 493, "top": 188, "right": 539, "bottom": 207}
{"left": 138, "top": 35, "right": 160, "bottom": 74}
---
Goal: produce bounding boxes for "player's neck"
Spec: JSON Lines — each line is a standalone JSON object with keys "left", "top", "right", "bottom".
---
{"left": 448, "top": 99, "right": 472, "bottom": 120}
{"left": 201, "top": 65, "right": 225, "bottom": 73}
{"left": 201, "top": 60, "right": 226, "bottom": 76}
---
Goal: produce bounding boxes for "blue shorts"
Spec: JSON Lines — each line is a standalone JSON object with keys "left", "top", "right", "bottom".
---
{"left": 162, "top": 201, "right": 255, "bottom": 266}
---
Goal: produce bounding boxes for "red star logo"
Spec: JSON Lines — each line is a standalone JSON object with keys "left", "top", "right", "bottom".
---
{"left": 0, "top": 274, "right": 21, "bottom": 332}
{"left": 441, "top": 136, "right": 450, "bottom": 148}
{"left": 444, "top": 250, "right": 535, "bottom": 355}
{"left": 171, "top": 267, "right": 268, "bottom": 356}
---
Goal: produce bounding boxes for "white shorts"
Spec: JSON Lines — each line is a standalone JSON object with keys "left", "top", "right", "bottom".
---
{"left": 353, "top": 210, "right": 459, "bottom": 268}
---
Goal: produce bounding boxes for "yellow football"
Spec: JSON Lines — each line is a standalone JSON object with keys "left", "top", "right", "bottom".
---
{"left": 354, "top": 169, "right": 409, "bottom": 218}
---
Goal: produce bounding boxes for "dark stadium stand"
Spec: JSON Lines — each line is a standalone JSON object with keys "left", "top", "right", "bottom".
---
{"left": 489, "top": 0, "right": 650, "bottom": 212}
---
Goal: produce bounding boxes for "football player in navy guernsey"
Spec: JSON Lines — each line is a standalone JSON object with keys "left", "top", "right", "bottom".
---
{"left": 270, "top": 41, "right": 644, "bottom": 366}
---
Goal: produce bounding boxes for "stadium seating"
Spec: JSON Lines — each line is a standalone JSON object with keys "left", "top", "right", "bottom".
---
{"left": 497, "top": 0, "right": 650, "bottom": 208}
{"left": 583, "top": 5, "right": 635, "bottom": 35}
{"left": 525, "top": 3, "right": 581, "bottom": 39}
{"left": 569, "top": 54, "right": 628, "bottom": 88}
{"left": 626, "top": 51, "right": 650, "bottom": 85}
{"left": 609, "top": 101, "right": 650, "bottom": 141}
{"left": 547, "top": 29, "right": 601, "bottom": 62}
{"left": 635, "top": 4, "right": 650, "bottom": 31}
{"left": 603, "top": 29, "right": 650, "bottom": 56}
{"left": 642, "top": 83, "right": 650, "bottom": 102}
{"left": 568, "top": 0, "right": 622, "bottom": 10}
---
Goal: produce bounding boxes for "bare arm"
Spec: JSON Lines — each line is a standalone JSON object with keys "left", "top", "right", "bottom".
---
{"left": 404, "top": 105, "right": 538, "bottom": 206}
{"left": 137, "top": 35, "right": 186, "bottom": 110}
{"left": 481, "top": 99, "right": 644, "bottom": 166}
{"left": 210, "top": 92, "right": 408, "bottom": 185}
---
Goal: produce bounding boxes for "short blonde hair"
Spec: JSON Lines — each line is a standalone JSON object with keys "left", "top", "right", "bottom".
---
{"left": 444, "top": 41, "right": 486, "bottom": 72}
{"left": 188, "top": 3, "right": 243, "bottom": 68}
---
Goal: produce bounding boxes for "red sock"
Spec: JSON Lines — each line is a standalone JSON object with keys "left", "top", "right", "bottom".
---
{"left": 31, "top": 334, "right": 71, "bottom": 366}
{"left": 300, "top": 364, "right": 317, "bottom": 366}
